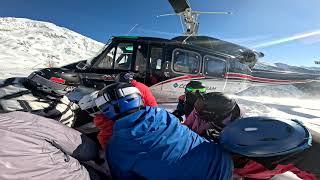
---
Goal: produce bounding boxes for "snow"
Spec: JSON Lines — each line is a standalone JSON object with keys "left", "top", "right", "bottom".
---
{"left": 255, "top": 60, "right": 320, "bottom": 74}
{"left": 0, "top": 17, "right": 104, "bottom": 78}
{"left": 160, "top": 84, "right": 320, "bottom": 127}
{"left": 236, "top": 84, "right": 305, "bottom": 98}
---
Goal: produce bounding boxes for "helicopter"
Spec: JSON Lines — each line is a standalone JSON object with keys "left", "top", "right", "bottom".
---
{"left": 47, "top": 0, "right": 319, "bottom": 103}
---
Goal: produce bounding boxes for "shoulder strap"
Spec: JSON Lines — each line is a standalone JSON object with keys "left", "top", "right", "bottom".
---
{"left": 0, "top": 78, "right": 16, "bottom": 88}
{"left": 0, "top": 90, "right": 32, "bottom": 100}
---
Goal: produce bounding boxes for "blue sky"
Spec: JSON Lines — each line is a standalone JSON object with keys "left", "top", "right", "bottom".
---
{"left": 1, "top": 0, "right": 320, "bottom": 66}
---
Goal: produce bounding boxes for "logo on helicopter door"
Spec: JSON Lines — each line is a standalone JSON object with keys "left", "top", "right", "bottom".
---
{"left": 173, "top": 83, "right": 216, "bottom": 90}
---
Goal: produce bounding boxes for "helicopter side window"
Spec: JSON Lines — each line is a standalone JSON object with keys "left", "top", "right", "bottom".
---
{"left": 172, "top": 49, "right": 200, "bottom": 74}
{"left": 229, "top": 60, "right": 251, "bottom": 74}
{"left": 203, "top": 55, "right": 226, "bottom": 77}
{"left": 94, "top": 47, "right": 115, "bottom": 69}
{"left": 114, "top": 43, "right": 134, "bottom": 70}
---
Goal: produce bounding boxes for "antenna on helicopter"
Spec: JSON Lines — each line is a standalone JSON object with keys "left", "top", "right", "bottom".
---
{"left": 157, "top": 0, "right": 232, "bottom": 36}
{"left": 126, "top": 24, "right": 139, "bottom": 35}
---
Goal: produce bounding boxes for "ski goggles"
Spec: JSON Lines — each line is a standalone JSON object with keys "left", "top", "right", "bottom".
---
{"left": 185, "top": 87, "right": 206, "bottom": 93}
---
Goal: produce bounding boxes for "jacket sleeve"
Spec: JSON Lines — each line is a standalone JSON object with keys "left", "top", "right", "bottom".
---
{"left": 93, "top": 114, "right": 115, "bottom": 149}
{"left": 143, "top": 88, "right": 158, "bottom": 107}
{"left": 172, "top": 95, "right": 185, "bottom": 117}
{"left": 133, "top": 81, "right": 158, "bottom": 107}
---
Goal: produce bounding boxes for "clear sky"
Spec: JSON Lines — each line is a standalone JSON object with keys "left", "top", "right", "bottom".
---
{"left": 1, "top": 0, "right": 320, "bottom": 66}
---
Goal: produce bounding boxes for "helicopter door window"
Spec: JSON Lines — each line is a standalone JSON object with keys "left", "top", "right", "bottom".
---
{"left": 172, "top": 49, "right": 200, "bottom": 74}
{"left": 135, "top": 45, "right": 148, "bottom": 73}
{"left": 94, "top": 47, "right": 115, "bottom": 69}
{"left": 150, "top": 47, "right": 163, "bottom": 70}
{"left": 114, "top": 43, "right": 134, "bottom": 70}
{"left": 203, "top": 55, "right": 226, "bottom": 77}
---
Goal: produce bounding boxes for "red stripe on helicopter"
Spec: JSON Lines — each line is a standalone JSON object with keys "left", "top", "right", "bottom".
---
{"left": 225, "top": 73, "right": 308, "bottom": 84}
{"left": 152, "top": 75, "right": 205, "bottom": 87}
{"left": 151, "top": 73, "right": 309, "bottom": 88}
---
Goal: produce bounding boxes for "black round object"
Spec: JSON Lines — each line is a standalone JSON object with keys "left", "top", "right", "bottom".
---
{"left": 195, "top": 92, "right": 237, "bottom": 123}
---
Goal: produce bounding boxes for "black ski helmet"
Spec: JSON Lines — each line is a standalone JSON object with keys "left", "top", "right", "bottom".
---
{"left": 183, "top": 81, "right": 207, "bottom": 117}
{"left": 27, "top": 68, "right": 81, "bottom": 95}
{"left": 194, "top": 92, "right": 240, "bottom": 128}
{"left": 114, "top": 72, "right": 134, "bottom": 83}
{"left": 185, "top": 81, "right": 206, "bottom": 94}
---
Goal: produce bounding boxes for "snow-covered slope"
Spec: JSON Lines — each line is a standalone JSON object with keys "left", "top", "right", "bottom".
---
{"left": 236, "top": 84, "right": 305, "bottom": 98}
{"left": 254, "top": 60, "right": 320, "bottom": 74}
{"left": 0, "top": 17, "right": 104, "bottom": 78}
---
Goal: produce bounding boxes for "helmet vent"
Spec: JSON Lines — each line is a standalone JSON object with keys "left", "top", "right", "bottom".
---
{"left": 260, "top": 137, "right": 278, "bottom": 141}
{"left": 113, "top": 104, "right": 120, "bottom": 113}
{"left": 237, "top": 144, "right": 248, "bottom": 147}
{"left": 126, "top": 97, "right": 135, "bottom": 102}
{"left": 244, "top": 127, "right": 258, "bottom": 132}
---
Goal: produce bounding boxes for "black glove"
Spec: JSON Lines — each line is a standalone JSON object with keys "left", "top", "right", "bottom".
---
{"left": 172, "top": 110, "right": 184, "bottom": 122}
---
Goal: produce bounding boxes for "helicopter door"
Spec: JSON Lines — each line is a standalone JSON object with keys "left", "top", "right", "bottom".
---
{"left": 147, "top": 46, "right": 164, "bottom": 86}
{"left": 203, "top": 55, "right": 227, "bottom": 92}
{"left": 134, "top": 44, "right": 148, "bottom": 83}
{"left": 158, "top": 48, "right": 201, "bottom": 101}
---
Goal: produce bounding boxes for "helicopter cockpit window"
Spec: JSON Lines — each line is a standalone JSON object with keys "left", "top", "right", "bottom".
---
{"left": 95, "top": 46, "right": 115, "bottom": 69}
{"left": 172, "top": 49, "right": 200, "bottom": 74}
{"left": 203, "top": 55, "right": 226, "bottom": 77}
{"left": 114, "top": 43, "right": 134, "bottom": 70}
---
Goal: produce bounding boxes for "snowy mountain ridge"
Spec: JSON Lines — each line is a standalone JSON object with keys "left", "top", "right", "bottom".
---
{"left": 254, "top": 60, "right": 320, "bottom": 74}
{"left": 0, "top": 17, "right": 104, "bottom": 78}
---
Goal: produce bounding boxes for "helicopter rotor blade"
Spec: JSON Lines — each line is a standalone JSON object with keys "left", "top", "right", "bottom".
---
{"left": 192, "top": 11, "right": 232, "bottom": 15}
{"left": 157, "top": 13, "right": 181, "bottom": 18}
{"left": 168, "top": 0, "right": 190, "bottom": 13}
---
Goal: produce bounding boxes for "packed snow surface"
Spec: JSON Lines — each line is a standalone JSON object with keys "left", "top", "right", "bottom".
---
{"left": 160, "top": 84, "right": 320, "bottom": 126}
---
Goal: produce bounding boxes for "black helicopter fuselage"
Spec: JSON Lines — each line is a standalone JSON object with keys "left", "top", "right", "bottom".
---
{"left": 60, "top": 36, "right": 319, "bottom": 102}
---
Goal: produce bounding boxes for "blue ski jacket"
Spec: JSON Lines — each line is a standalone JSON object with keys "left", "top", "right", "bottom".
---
{"left": 106, "top": 106, "right": 233, "bottom": 180}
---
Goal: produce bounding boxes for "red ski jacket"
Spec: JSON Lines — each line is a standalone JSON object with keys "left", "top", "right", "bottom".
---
{"left": 131, "top": 80, "right": 158, "bottom": 107}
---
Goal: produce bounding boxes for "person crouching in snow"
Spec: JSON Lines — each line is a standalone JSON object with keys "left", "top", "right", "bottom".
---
{"left": 0, "top": 68, "right": 80, "bottom": 127}
{"left": 172, "top": 80, "right": 206, "bottom": 121}
{"left": 94, "top": 82, "right": 233, "bottom": 180}
{"left": 92, "top": 72, "right": 158, "bottom": 149}
{"left": 0, "top": 111, "right": 110, "bottom": 180}
{"left": 183, "top": 92, "right": 244, "bottom": 137}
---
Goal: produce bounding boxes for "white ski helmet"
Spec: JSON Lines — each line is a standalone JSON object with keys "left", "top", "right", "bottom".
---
{"left": 79, "top": 91, "right": 100, "bottom": 117}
